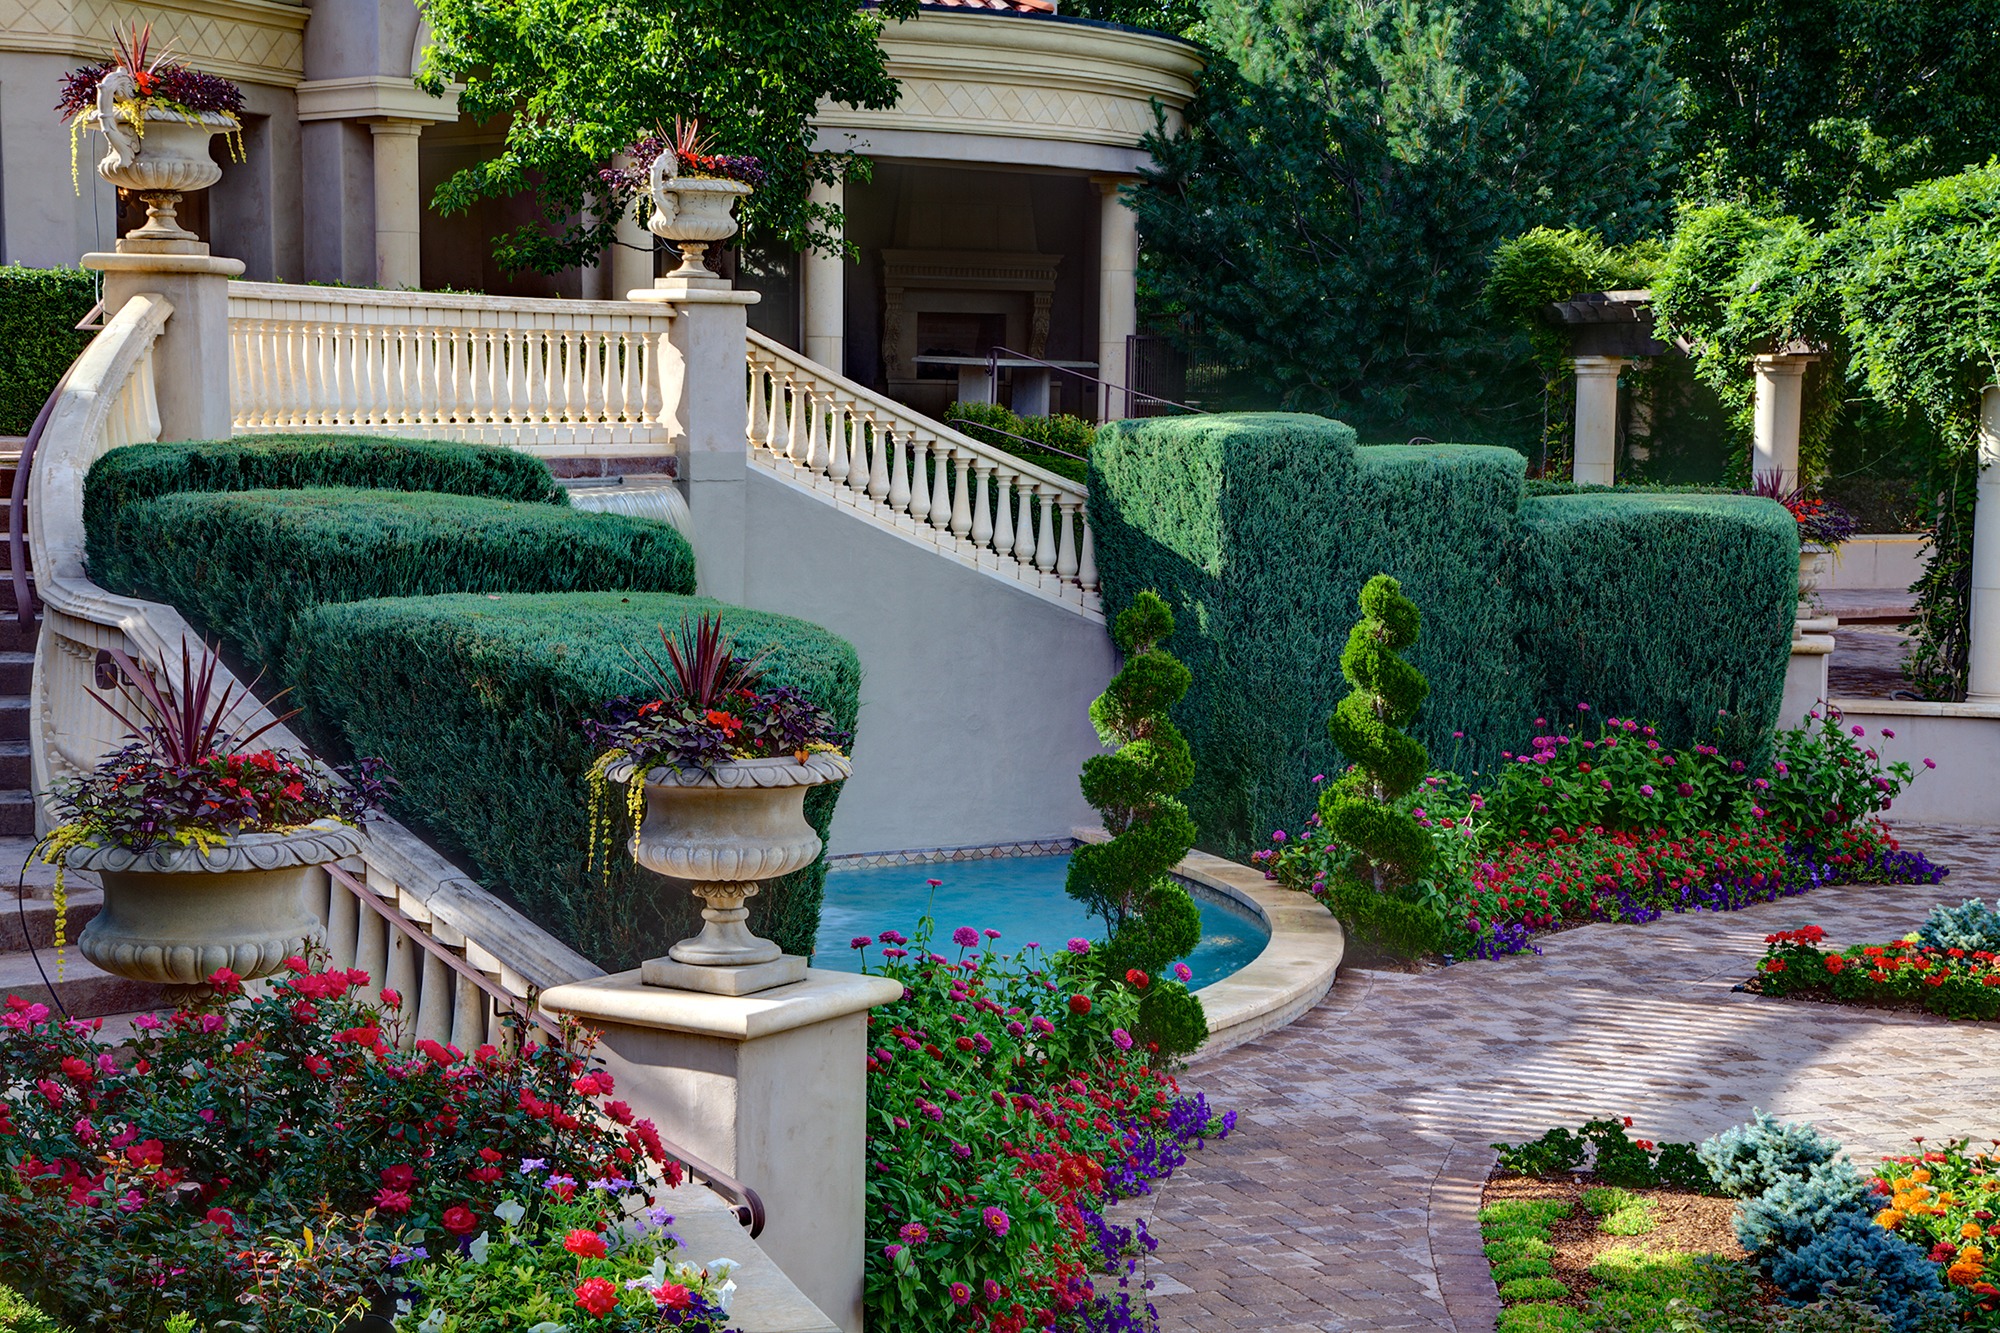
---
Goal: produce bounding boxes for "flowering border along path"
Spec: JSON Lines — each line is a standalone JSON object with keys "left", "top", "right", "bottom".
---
{"left": 1117, "top": 824, "right": 2000, "bottom": 1333}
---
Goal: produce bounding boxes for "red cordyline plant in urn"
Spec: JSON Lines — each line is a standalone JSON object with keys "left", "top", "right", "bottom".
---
{"left": 602, "top": 118, "right": 766, "bottom": 279}
{"left": 34, "top": 640, "right": 393, "bottom": 985}
{"left": 584, "top": 614, "right": 849, "bottom": 996}
{"left": 57, "top": 24, "right": 246, "bottom": 242}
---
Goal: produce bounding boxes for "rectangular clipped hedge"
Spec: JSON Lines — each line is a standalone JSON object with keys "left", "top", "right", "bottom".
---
{"left": 83, "top": 434, "right": 566, "bottom": 578}
{"left": 91, "top": 488, "right": 696, "bottom": 672}
{"left": 1517, "top": 492, "right": 1797, "bottom": 759}
{"left": 1089, "top": 412, "right": 1798, "bottom": 860}
{"left": 289, "top": 593, "right": 862, "bottom": 967}
{"left": 0, "top": 265, "right": 95, "bottom": 434}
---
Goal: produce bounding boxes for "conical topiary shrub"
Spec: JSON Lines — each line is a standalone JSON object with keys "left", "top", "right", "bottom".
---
{"left": 1067, "top": 590, "right": 1207, "bottom": 1058}
{"left": 1320, "top": 574, "right": 1444, "bottom": 957}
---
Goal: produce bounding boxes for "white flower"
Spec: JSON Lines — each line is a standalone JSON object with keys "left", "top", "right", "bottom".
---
{"left": 648, "top": 1255, "right": 669, "bottom": 1287}
{"left": 467, "top": 1230, "right": 490, "bottom": 1264}
{"left": 417, "top": 1309, "right": 447, "bottom": 1333}
{"left": 527, "top": 1324, "right": 569, "bottom": 1333}
{"left": 494, "top": 1197, "right": 527, "bottom": 1228}
{"left": 705, "top": 1258, "right": 742, "bottom": 1313}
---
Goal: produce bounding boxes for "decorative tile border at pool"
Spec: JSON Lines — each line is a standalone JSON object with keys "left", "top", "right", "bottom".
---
{"left": 826, "top": 839, "right": 1078, "bottom": 870}
{"left": 1074, "top": 827, "right": 1344, "bottom": 1061}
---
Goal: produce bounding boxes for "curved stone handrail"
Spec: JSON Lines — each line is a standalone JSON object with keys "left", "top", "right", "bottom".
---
{"left": 67, "top": 819, "right": 364, "bottom": 875}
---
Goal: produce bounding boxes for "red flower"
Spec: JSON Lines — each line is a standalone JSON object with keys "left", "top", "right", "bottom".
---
{"left": 565, "top": 1228, "right": 609, "bottom": 1259}
{"left": 125, "top": 1139, "right": 165, "bottom": 1169}
{"left": 1125, "top": 969, "right": 1150, "bottom": 989}
{"left": 372, "top": 1187, "right": 412, "bottom": 1214}
{"left": 652, "top": 1283, "right": 693, "bottom": 1310}
{"left": 380, "top": 1163, "right": 418, "bottom": 1190}
{"left": 1068, "top": 995, "right": 1091, "bottom": 1016}
{"left": 574, "top": 1277, "right": 620, "bottom": 1318}
{"left": 442, "top": 1205, "right": 479, "bottom": 1236}
{"left": 204, "top": 1206, "right": 235, "bottom": 1236}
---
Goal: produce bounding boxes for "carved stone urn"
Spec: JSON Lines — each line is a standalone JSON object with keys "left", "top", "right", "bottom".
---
{"left": 82, "top": 71, "right": 238, "bottom": 244}
{"left": 607, "top": 752, "right": 850, "bottom": 996}
{"left": 646, "top": 152, "right": 752, "bottom": 280}
{"left": 68, "top": 820, "right": 360, "bottom": 985}
{"left": 1796, "top": 542, "right": 1835, "bottom": 638}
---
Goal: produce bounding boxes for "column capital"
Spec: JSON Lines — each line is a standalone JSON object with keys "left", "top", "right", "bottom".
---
{"left": 1090, "top": 174, "right": 1141, "bottom": 196}
{"left": 1571, "top": 354, "right": 1628, "bottom": 376}
{"left": 364, "top": 119, "right": 427, "bottom": 139}
{"left": 297, "top": 75, "right": 459, "bottom": 124}
{"left": 1752, "top": 352, "right": 1817, "bottom": 375}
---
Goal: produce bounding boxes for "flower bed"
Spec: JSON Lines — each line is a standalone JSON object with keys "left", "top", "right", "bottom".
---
{"left": 1485, "top": 1115, "right": 1998, "bottom": 1331}
{"left": 1753, "top": 899, "right": 2000, "bottom": 1021}
{"left": 0, "top": 961, "right": 732, "bottom": 1329}
{"left": 1256, "top": 707, "right": 1946, "bottom": 962}
{"left": 857, "top": 924, "right": 1231, "bottom": 1333}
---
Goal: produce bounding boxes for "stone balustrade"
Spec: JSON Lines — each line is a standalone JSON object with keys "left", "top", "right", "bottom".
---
{"left": 746, "top": 331, "right": 1101, "bottom": 615}
{"left": 227, "top": 282, "right": 678, "bottom": 454}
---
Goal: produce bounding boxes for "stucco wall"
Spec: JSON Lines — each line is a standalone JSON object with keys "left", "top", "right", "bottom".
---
{"left": 739, "top": 466, "right": 1114, "bottom": 855}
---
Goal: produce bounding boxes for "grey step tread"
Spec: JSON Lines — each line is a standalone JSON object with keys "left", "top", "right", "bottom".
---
{"left": 0, "top": 888, "right": 103, "bottom": 952}
{"left": 0, "top": 947, "right": 170, "bottom": 1018}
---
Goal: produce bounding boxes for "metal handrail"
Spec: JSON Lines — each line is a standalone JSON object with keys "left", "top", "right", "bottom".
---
{"left": 327, "top": 864, "right": 768, "bottom": 1236}
{"left": 985, "top": 345, "right": 1201, "bottom": 416}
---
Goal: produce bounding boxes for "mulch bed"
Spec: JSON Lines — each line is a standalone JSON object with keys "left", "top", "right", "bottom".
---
{"left": 1483, "top": 1173, "right": 1750, "bottom": 1312}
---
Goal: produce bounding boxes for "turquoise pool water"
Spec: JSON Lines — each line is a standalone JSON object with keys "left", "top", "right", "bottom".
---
{"left": 811, "top": 853, "right": 1269, "bottom": 989}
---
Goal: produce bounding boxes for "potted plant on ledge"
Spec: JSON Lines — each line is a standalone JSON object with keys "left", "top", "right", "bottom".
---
{"left": 1751, "top": 473, "right": 1860, "bottom": 636}
{"left": 607, "top": 118, "right": 766, "bottom": 280}
{"left": 58, "top": 24, "right": 245, "bottom": 243}
{"left": 36, "top": 642, "right": 391, "bottom": 986}
{"left": 585, "top": 614, "right": 848, "bottom": 997}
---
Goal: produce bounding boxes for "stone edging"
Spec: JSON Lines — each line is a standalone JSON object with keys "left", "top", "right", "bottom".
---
{"left": 1173, "top": 847, "right": 1344, "bottom": 1060}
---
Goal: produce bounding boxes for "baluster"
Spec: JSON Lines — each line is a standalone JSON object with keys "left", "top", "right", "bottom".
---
{"left": 354, "top": 903, "right": 389, "bottom": 986}
{"left": 949, "top": 451, "right": 974, "bottom": 537}
{"left": 525, "top": 330, "right": 549, "bottom": 426}
{"left": 931, "top": 445, "right": 957, "bottom": 533}
{"left": 971, "top": 463, "right": 995, "bottom": 550}
{"left": 1035, "top": 488, "right": 1059, "bottom": 573}
{"left": 307, "top": 319, "right": 331, "bottom": 427}
{"left": 1012, "top": 483, "right": 1038, "bottom": 562}
{"left": 1056, "top": 498, "right": 1080, "bottom": 582}
{"left": 355, "top": 321, "right": 379, "bottom": 426}
{"left": 1078, "top": 516, "right": 1099, "bottom": 592}
{"left": 619, "top": 331, "right": 639, "bottom": 424}
{"left": 559, "top": 330, "right": 579, "bottom": 423}
{"left": 416, "top": 952, "right": 453, "bottom": 1046}
{"left": 325, "top": 879, "right": 360, "bottom": 968}
{"left": 449, "top": 972, "right": 484, "bottom": 1054}
{"left": 341, "top": 322, "right": 362, "bottom": 427}
{"left": 229, "top": 323, "right": 248, "bottom": 426}
{"left": 827, "top": 404, "right": 851, "bottom": 486}
{"left": 992, "top": 470, "right": 1015, "bottom": 555}
{"left": 802, "top": 393, "right": 825, "bottom": 473}
{"left": 866, "top": 417, "right": 892, "bottom": 500}
{"left": 747, "top": 362, "right": 769, "bottom": 447}
{"left": 887, "top": 429, "right": 910, "bottom": 512}
{"left": 909, "top": 437, "right": 933, "bottom": 524}
{"left": 577, "top": 330, "right": 600, "bottom": 424}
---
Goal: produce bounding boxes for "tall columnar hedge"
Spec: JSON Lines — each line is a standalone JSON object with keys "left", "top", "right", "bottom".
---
{"left": 0, "top": 266, "right": 95, "bottom": 434}
{"left": 1089, "top": 412, "right": 1797, "bottom": 859}
{"left": 95, "top": 488, "right": 696, "bottom": 670}
{"left": 291, "top": 593, "right": 860, "bottom": 967}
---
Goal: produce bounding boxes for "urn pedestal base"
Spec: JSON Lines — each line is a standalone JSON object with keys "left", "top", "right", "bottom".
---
{"left": 641, "top": 953, "right": 808, "bottom": 996}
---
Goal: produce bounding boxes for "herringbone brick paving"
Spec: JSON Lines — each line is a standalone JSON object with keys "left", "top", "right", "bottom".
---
{"left": 1124, "top": 824, "right": 2000, "bottom": 1332}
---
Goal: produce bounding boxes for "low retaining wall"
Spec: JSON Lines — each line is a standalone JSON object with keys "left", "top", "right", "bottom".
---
{"left": 1826, "top": 697, "right": 2000, "bottom": 826}
{"left": 1824, "top": 533, "right": 1927, "bottom": 591}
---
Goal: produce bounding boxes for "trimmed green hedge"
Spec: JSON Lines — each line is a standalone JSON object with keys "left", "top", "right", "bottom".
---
{"left": 944, "top": 401, "right": 1095, "bottom": 484}
{"left": 1517, "top": 492, "right": 1796, "bottom": 758}
{"left": 0, "top": 266, "right": 94, "bottom": 434}
{"left": 290, "top": 593, "right": 861, "bottom": 965}
{"left": 85, "top": 435, "right": 565, "bottom": 582}
{"left": 1089, "top": 412, "right": 1797, "bottom": 858}
{"left": 97, "top": 488, "right": 695, "bottom": 670}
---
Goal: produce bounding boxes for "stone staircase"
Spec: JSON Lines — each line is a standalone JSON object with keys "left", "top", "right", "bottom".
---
{"left": 0, "top": 453, "right": 167, "bottom": 1024}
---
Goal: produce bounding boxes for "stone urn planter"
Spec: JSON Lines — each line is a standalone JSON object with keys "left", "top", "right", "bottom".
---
{"left": 1796, "top": 542, "right": 1835, "bottom": 638}
{"left": 646, "top": 153, "right": 752, "bottom": 279}
{"left": 82, "top": 72, "right": 237, "bottom": 243}
{"left": 607, "top": 751, "right": 850, "bottom": 996}
{"left": 69, "top": 820, "right": 360, "bottom": 985}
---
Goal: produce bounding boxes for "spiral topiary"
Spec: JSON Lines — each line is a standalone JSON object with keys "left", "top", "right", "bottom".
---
{"left": 1067, "top": 590, "right": 1206, "bottom": 1059}
{"left": 1323, "top": 574, "right": 1433, "bottom": 891}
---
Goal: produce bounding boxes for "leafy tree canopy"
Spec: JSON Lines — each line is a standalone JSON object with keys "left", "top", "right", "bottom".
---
{"left": 1133, "top": 0, "right": 1679, "bottom": 440}
{"left": 416, "top": 0, "right": 916, "bottom": 275}
{"left": 1658, "top": 0, "right": 2000, "bottom": 225}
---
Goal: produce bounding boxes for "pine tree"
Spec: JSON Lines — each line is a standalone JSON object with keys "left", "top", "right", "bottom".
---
{"left": 1067, "top": 591, "right": 1207, "bottom": 1057}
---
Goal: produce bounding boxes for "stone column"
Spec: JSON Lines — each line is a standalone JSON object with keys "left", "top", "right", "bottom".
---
{"left": 611, "top": 152, "right": 656, "bottom": 298}
{"left": 1752, "top": 354, "right": 1813, "bottom": 490}
{"left": 1571, "top": 355, "right": 1627, "bottom": 486}
{"left": 84, "top": 239, "right": 245, "bottom": 443}
{"left": 368, "top": 120, "right": 424, "bottom": 291}
{"left": 802, "top": 178, "right": 845, "bottom": 374}
{"left": 631, "top": 271, "right": 759, "bottom": 603}
{"left": 1969, "top": 386, "right": 2000, "bottom": 702}
{"left": 1093, "top": 176, "right": 1139, "bottom": 421}
{"left": 539, "top": 970, "right": 903, "bottom": 1333}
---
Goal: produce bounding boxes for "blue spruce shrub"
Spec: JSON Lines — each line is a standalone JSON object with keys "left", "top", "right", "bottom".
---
{"left": 1733, "top": 1163, "right": 1874, "bottom": 1256}
{"left": 1767, "top": 1212, "right": 1955, "bottom": 1332}
{"left": 1700, "top": 1112, "right": 1845, "bottom": 1198}
{"left": 1916, "top": 899, "right": 2000, "bottom": 954}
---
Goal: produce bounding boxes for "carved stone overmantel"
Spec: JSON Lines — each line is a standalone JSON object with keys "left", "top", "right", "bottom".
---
{"left": 879, "top": 249, "right": 1061, "bottom": 381}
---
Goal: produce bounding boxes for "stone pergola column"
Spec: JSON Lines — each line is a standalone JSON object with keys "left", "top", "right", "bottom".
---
{"left": 1093, "top": 175, "right": 1139, "bottom": 421}
{"left": 367, "top": 120, "right": 424, "bottom": 290}
{"left": 1571, "top": 355, "right": 1627, "bottom": 486}
{"left": 1969, "top": 387, "right": 2000, "bottom": 702}
{"left": 611, "top": 152, "right": 656, "bottom": 297}
{"left": 1752, "top": 354, "right": 1814, "bottom": 490}
{"left": 801, "top": 178, "right": 845, "bottom": 373}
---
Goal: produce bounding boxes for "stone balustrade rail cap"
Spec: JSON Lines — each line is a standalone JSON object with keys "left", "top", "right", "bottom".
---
{"left": 540, "top": 968, "right": 905, "bottom": 1040}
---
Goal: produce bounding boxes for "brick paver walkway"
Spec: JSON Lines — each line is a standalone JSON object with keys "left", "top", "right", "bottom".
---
{"left": 1128, "top": 824, "right": 2000, "bottom": 1333}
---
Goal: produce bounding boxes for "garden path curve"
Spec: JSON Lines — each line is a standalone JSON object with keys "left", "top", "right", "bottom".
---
{"left": 1127, "top": 824, "right": 2000, "bottom": 1333}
